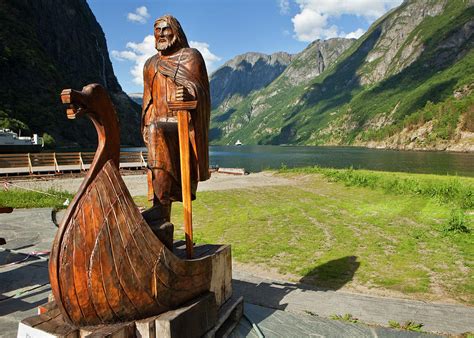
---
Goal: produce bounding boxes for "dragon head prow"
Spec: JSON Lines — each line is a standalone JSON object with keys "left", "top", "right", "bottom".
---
{"left": 60, "top": 84, "right": 111, "bottom": 120}
{"left": 60, "top": 83, "right": 120, "bottom": 166}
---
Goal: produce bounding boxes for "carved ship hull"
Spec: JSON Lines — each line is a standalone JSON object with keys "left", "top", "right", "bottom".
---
{"left": 49, "top": 84, "right": 214, "bottom": 326}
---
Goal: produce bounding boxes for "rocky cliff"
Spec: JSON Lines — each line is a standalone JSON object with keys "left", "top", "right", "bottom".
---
{"left": 0, "top": 0, "right": 142, "bottom": 147}
{"left": 359, "top": 0, "right": 448, "bottom": 85}
{"left": 281, "top": 38, "right": 354, "bottom": 86}
{"left": 210, "top": 52, "right": 293, "bottom": 111}
{"left": 210, "top": 0, "right": 474, "bottom": 152}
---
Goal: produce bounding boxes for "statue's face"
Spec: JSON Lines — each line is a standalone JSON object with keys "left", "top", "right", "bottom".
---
{"left": 154, "top": 20, "right": 176, "bottom": 51}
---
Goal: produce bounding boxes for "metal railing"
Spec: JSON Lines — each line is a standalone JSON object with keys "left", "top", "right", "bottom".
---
{"left": 0, "top": 151, "right": 148, "bottom": 175}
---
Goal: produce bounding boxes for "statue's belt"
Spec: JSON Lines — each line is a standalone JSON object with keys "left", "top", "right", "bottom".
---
{"left": 148, "top": 110, "right": 178, "bottom": 125}
{"left": 158, "top": 116, "right": 178, "bottom": 124}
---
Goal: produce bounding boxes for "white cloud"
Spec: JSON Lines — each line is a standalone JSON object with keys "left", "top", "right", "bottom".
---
{"left": 278, "top": 0, "right": 290, "bottom": 14}
{"left": 136, "top": 6, "right": 149, "bottom": 18}
{"left": 291, "top": 0, "right": 403, "bottom": 41}
{"left": 292, "top": 8, "right": 338, "bottom": 41}
{"left": 189, "top": 41, "right": 222, "bottom": 73}
{"left": 112, "top": 35, "right": 154, "bottom": 85}
{"left": 110, "top": 50, "right": 137, "bottom": 61}
{"left": 112, "top": 36, "right": 221, "bottom": 86}
{"left": 127, "top": 6, "right": 150, "bottom": 24}
{"left": 295, "top": 0, "right": 402, "bottom": 18}
{"left": 345, "top": 28, "right": 365, "bottom": 39}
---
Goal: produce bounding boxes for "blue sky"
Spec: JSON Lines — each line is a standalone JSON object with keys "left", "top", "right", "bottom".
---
{"left": 87, "top": 0, "right": 402, "bottom": 94}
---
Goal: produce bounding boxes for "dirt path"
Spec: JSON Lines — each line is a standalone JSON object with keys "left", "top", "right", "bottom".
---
{"left": 6, "top": 171, "right": 294, "bottom": 196}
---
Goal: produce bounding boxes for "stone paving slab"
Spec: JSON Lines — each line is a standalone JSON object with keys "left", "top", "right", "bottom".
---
{"left": 0, "top": 208, "right": 56, "bottom": 254}
{"left": 0, "top": 278, "right": 50, "bottom": 338}
{"left": 231, "top": 303, "right": 442, "bottom": 338}
{"left": 232, "top": 270, "right": 474, "bottom": 335}
{"left": 0, "top": 208, "right": 54, "bottom": 338}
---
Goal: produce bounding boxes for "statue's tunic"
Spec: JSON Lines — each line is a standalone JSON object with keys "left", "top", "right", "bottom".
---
{"left": 142, "top": 48, "right": 210, "bottom": 202}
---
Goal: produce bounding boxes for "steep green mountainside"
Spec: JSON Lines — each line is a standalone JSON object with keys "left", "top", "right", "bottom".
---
{"left": 210, "top": 37, "right": 354, "bottom": 141}
{"left": 0, "top": 0, "right": 142, "bottom": 147}
{"left": 211, "top": 0, "right": 474, "bottom": 151}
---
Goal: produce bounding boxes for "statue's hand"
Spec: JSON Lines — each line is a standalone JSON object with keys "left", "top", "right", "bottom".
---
{"left": 176, "top": 85, "right": 192, "bottom": 102}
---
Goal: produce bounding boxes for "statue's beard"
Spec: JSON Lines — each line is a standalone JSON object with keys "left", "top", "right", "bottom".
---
{"left": 156, "top": 36, "right": 177, "bottom": 52}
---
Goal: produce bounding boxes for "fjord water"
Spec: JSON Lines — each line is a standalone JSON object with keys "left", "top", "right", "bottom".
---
{"left": 123, "top": 145, "right": 474, "bottom": 177}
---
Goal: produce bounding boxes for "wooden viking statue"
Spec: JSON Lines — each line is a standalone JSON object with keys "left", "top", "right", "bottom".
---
{"left": 41, "top": 16, "right": 234, "bottom": 332}
{"left": 141, "top": 15, "right": 211, "bottom": 246}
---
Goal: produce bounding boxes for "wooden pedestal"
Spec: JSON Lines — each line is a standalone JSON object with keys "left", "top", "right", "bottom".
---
{"left": 173, "top": 242, "right": 233, "bottom": 307}
{"left": 18, "top": 295, "right": 243, "bottom": 338}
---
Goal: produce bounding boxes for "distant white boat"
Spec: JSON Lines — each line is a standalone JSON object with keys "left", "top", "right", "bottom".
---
{"left": 0, "top": 129, "right": 43, "bottom": 153}
{"left": 234, "top": 139, "right": 242, "bottom": 146}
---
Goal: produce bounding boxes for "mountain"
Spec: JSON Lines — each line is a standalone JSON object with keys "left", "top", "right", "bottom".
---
{"left": 0, "top": 0, "right": 142, "bottom": 147}
{"left": 128, "top": 93, "right": 143, "bottom": 106}
{"left": 279, "top": 38, "right": 356, "bottom": 87}
{"left": 210, "top": 52, "right": 294, "bottom": 111}
{"left": 209, "top": 38, "right": 354, "bottom": 143}
{"left": 210, "top": 0, "right": 474, "bottom": 152}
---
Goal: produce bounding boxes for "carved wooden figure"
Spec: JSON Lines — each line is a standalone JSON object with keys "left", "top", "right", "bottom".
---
{"left": 141, "top": 15, "right": 211, "bottom": 253}
{"left": 48, "top": 84, "right": 215, "bottom": 327}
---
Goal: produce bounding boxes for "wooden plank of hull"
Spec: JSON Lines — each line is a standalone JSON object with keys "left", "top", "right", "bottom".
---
{"left": 94, "top": 176, "right": 143, "bottom": 318}
{"left": 58, "top": 222, "right": 85, "bottom": 324}
{"left": 105, "top": 198, "right": 157, "bottom": 310}
{"left": 87, "top": 221, "right": 120, "bottom": 324}
{"left": 102, "top": 166, "right": 170, "bottom": 313}
{"left": 71, "top": 217, "right": 100, "bottom": 324}
{"left": 94, "top": 174, "right": 155, "bottom": 318}
{"left": 81, "top": 191, "right": 109, "bottom": 323}
{"left": 94, "top": 220, "right": 134, "bottom": 321}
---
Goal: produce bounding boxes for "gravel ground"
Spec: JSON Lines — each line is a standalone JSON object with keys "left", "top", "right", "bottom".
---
{"left": 5, "top": 172, "right": 293, "bottom": 196}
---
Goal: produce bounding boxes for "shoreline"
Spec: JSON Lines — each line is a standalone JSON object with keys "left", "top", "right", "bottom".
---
{"left": 47, "top": 143, "right": 474, "bottom": 153}
{"left": 5, "top": 171, "right": 295, "bottom": 197}
{"left": 210, "top": 143, "right": 474, "bottom": 153}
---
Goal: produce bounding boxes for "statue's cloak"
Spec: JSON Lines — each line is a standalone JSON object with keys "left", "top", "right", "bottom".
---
{"left": 142, "top": 48, "right": 210, "bottom": 181}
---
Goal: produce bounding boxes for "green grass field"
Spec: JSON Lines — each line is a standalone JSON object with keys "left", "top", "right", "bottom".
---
{"left": 1, "top": 168, "right": 472, "bottom": 305}
{"left": 134, "top": 168, "right": 474, "bottom": 305}
{"left": 0, "top": 188, "right": 72, "bottom": 209}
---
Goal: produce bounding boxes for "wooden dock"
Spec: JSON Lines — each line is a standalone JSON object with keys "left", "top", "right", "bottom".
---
{"left": 0, "top": 151, "right": 148, "bottom": 176}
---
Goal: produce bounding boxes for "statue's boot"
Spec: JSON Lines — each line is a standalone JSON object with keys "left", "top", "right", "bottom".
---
{"left": 142, "top": 204, "right": 174, "bottom": 251}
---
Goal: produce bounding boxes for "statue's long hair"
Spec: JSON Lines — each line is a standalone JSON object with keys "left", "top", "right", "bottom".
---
{"left": 154, "top": 15, "right": 189, "bottom": 49}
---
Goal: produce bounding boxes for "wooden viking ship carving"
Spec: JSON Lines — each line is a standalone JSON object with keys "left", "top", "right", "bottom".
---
{"left": 48, "top": 84, "right": 215, "bottom": 327}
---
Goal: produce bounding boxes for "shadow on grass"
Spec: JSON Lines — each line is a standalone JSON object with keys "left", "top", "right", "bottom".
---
{"left": 300, "top": 255, "right": 360, "bottom": 290}
{"left": 233, "top": 256, "right": 360, "bottom": 312}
